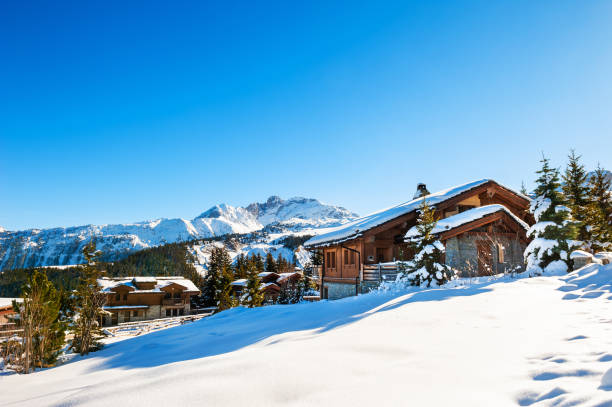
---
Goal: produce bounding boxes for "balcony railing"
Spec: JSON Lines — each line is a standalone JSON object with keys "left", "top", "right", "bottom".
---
{"left": 162, "top": 298, "right": 185, "bottom": 306}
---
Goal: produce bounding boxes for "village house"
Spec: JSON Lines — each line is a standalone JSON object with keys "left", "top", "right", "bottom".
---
{"left": 304, "top": 179, "right": 532, "bottom": 300}
{"left": 230, "top": 271, "right": 302, "bottom": 303}
{"left": 97, "top": 276, "right": 200, "bottom": 326}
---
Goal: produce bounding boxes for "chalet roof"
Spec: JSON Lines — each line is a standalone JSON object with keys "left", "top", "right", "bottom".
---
{"left": 404, "top": 204, "right": 529, "bottom": 240}
{"left": 305, "top": 179, "right": 528, "bottom": 247}
{"left": 98, "top": 276, "right": 200, "bottom": 294}
{"left": 230, "top": 279, "right": 248, "bottom": 287}
{"left": 0, "top": 298, "right": 22, "bottom": 309}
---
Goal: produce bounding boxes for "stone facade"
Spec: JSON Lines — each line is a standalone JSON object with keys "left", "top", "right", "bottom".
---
{"left": 324, "top": 282, "right": 359, "bottom": 300}
{"left": 445, "top": 233, "right": 525, "bottom": 276}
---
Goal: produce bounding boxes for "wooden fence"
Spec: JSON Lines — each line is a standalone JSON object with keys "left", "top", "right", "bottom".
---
{"left": 362, "top": 264, "right": 401, "bottom": 282}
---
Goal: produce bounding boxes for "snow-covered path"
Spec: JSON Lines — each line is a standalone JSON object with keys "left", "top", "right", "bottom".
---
{"left": 1, "top": 265, "right": 611, "bottom": 407}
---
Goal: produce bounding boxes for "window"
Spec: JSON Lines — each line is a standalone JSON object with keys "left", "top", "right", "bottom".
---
{"left": 132, "top": 310, "right": 138, "bottom": 317}
{"left": 376, "top": 248, "right": 386, "bottom": 263}
{"left": 123, "top": 294, "right": 127, "bottom": 301}
{"left": 326, "top": 251, "right": 336, "bottom": 269}
{"left": 165, "top": 309, "right": 171, "bottom": 317}
{"left": 344, "top": 250, "right": 356, "bottom": 266}
{"left": 174, "top": 292, "right": 181, "bottom": 299}
{"left": 115, "top": 293, "right": 120, "bottom": 301}
{"left": 164, "top": 292, "right": 171, "bottom": 299}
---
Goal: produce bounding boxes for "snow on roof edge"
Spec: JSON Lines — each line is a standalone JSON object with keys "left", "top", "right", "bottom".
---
{"left": 305, "top": 179, "right": 494, "bottom": 247}
{"left": 404, "top": 204, "right": 529, "bottom": 239}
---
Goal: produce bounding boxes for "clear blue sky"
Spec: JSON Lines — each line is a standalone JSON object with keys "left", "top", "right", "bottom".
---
{"left": 1, "top": 1, "right": 611, "bottom": 230}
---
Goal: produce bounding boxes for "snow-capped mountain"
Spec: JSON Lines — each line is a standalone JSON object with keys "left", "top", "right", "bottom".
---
{"left": 0, "top": 197, "right": 358, "bottom": 270}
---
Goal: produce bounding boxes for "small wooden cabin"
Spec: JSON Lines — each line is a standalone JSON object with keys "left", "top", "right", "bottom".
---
{"left": 304, "top": 179, "right": 532, "bottom": 300}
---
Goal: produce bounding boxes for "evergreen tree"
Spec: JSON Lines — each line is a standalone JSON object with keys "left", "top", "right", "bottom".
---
{"left": 16, "top": 270, "right": 66, "bottom": 373}
{"left": 524, "top": 155, "right": 580, "bottom": 274}
{"left": 253, "top": 253, "right": 265, "bottom": 274}
{"left": 234, "top": 254, "right": 248, "bottom": 279}
{"left": 265, "top": 252, "right": 277, "bottom": 274}
{"left": 241, "top": 262, "right": 264, "bottom": 308}
{"left": 402, "top": 200, "right": 455, "bottom": 286}
{"left": 72, "top": 241, "right": 106, "bottom": 355}
{"left": 586, "top": 164, "right": 612, "bottom": 251}
{"left": 204, "top": 247, "right": 236, "bottom": 311}
{"left": 562, "top": 150, "right": 590, "bottom": 243}
{"left": 277, "top": 285, "right": 290, "bottom": 304}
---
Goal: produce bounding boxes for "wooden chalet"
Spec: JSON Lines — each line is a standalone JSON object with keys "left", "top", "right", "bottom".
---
{"left": 304, "top": 179, "right": 532, "bottom": 300}
{"left": 97, "top": 276, "right": 200, "bottom": 326}
{"left": 230, "top": 271, "right": 302, "bottom": 303}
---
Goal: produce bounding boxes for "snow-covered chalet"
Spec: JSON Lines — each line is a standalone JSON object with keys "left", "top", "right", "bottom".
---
{"left": 304, "top": 179, "right": 532, "bottom": 299}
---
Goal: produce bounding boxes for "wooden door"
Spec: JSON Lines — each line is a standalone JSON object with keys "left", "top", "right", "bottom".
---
{"left": 476, "top": 241, "right": 493, "bottom": 275}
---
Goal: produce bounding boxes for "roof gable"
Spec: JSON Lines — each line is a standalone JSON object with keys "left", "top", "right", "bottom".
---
{"left": 305, "top": 179, "right": 528, "bottom": 247}
{"left": 405, "top": 204, "right": 529, "bottom": 241}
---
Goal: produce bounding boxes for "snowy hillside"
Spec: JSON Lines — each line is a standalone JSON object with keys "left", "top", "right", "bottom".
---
{"left": 2, "top": 264, "right": 611, "bottom": 406}
{"left": 0, "top": 197, "right": 357, "bottom": 270}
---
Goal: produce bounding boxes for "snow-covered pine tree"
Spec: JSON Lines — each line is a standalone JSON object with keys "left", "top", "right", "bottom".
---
{"left": 403, "top": 199, "right": 455, "bottom": 287}
{"left": 562, "top": 150, "right": 590, "bottom": 244}
{"left": 524, "top": 155, "right": 580, "bottom": 274}
{"left": 586, "top": 164, "right": 612, "bottom": 251}
{"left": 241, "top": 262, "right": 264, "bottom": 308}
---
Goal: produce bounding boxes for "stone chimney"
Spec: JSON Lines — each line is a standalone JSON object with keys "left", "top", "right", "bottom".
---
{"left": 413, "top": 183, "right": 430, "bottom": 199}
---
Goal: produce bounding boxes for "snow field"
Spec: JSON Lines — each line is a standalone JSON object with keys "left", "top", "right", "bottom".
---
{"left": 1, "top": 264, "right": 610, "bottom": 407}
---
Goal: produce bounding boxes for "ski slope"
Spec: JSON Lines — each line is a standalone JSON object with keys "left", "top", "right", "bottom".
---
{"left": 1, "top": 264, "right": 611, "bottom": 407}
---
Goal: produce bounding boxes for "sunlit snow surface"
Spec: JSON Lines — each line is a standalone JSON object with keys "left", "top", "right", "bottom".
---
{"left": 1, "top": 264, "right": 611, "bottom": 407}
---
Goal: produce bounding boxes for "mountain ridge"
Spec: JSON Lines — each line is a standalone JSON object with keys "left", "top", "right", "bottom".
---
{"left": 0, "top": 196, "right": 358, "bottom": 271}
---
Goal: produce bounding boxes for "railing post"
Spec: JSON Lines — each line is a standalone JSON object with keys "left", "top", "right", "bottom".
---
{"left": 378, "top": 263, "right": 382, "bottom": 282}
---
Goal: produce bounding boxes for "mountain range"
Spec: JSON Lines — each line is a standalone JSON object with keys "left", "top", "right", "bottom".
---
{"left": 0, "top": 196, "right": 358, "bottom": 271}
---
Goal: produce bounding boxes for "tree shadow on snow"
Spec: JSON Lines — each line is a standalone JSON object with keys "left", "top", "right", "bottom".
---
{"left": 89, "top": 279, "right": 503, "bottom": 371}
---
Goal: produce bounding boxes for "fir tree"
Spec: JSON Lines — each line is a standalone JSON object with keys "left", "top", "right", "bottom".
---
{"left": 204, "top": 247, "right": 236, "bottom": 311}
{"left": 234, "top": 254, "right": 248, "bottom": 279}
{"left": 277, "top": 285, "right": 290, "bottom": 304}
{"left": 403, "top": 200, "right": 455, "bottom": 286}
{"left": 241, "top": 262, "right": 264, "bottom": 308}
{"left": 72, "top": 241, "right": 106, "bottom": 355}
{"left": 265, "top": 252, "right": 277, "bottom": 274}
{"left": 16, "top": 270, "right": 66, "bottom": 373}
{"left": 524, "top": 155, "right": 580, "bottom": 274}
{"left": 586, "top": 164, "right": 612, "bottom": 251}
{"left": 562, "top": 150, "right": 589, "bottom": 243}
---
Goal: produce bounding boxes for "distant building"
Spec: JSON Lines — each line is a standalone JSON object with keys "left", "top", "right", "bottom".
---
{"left": 230, "top": 271, "right": 302, "bottom": 303}
{"left": 0, "top": 298, "right": 21, "bottom": 325}
{"left": 305, "top": 179, "right": 532, "bottom": 300}
{"left": 98, "top": 276, "right": 200, "bottom": 326}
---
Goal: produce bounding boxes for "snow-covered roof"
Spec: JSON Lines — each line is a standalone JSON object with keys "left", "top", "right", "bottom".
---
{"left": 258, "top": 272, "right": 278, "bottom": 278}
{"left": 276, "top": 272, "right": 300, "bottom": 282}
{"left": 305, "top": 179, "right": 503, "bottom": 247}
{"left": 103, "top": 305, "right": 150, "bottom": 310}
{"left": 230, "top": 279, "right": 247, "bottom": 287}
{"left": 0, "top": 298, "right": 22, "bottom": 308}
{"left": 405, "top": 204, "right": 529, "bottom": 240}
{"left": 98, "top": 277, "right": 200, "bottom": 293}
{"left": 133, "top": 276, "right": 157, "bottom": 283}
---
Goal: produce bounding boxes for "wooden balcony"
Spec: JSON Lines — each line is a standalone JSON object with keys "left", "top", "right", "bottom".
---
{"left": 162, "top": 298, "right": 185, "bottom": 306}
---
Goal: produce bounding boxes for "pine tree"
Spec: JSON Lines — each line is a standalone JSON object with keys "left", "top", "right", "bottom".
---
{"left": 586, "top": 164, "right": 612, "bottom": 251}
{"left": 234, "top": 254, "right": 248, "bottom": 279}
{"left": 265, "top": 252, "right": 277, "bottom": 274}
{"left": 277, "top": 285, "right": 290, "bottom": 304}
{"left": 524, "top": 155, "right": 580, "bottom": 274}
{"left": 17, "top": 270, "right": 66, "bottom": 373}
{"left": 562, "top": 150, "right": 590, "bottom": 243}
{"left": 403, "top": 200, "right": 455, "bottom": 286}
{"left": 72, "top": 241, "right": 106, "bottom": 355}
{"left": 241, "top": 262, "right": 264, "bottom": 308}
{"left": 204, "top": 247, "right": 236, "bottom": 311}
